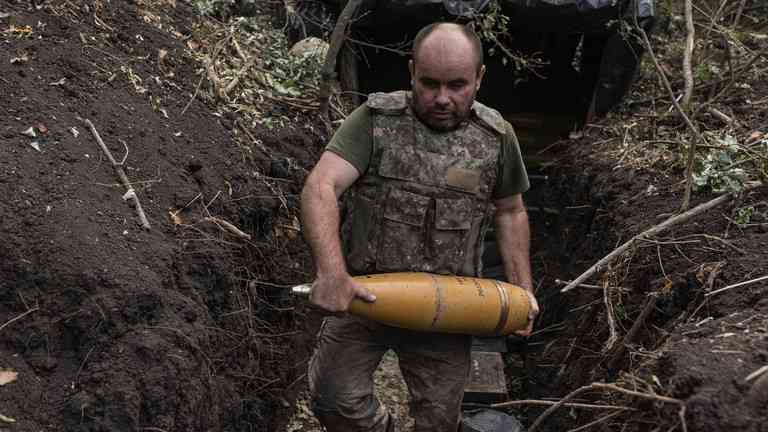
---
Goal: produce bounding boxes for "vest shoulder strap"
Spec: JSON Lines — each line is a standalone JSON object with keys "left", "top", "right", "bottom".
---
{"left": 472, "top": 102, "right": 507, "bottom": 136}
{"left": 366, "top": 91, "right": 409, "bottom": 115}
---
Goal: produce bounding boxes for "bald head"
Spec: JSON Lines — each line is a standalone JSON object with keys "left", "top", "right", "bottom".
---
{"left": 412, "top": 23, "right": 484, "bottom": 74}
{"left": 408, "top": 23, "right": 486, "bottom": 131}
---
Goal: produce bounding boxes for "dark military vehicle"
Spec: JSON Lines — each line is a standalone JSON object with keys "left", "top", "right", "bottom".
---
{"left": 290, "top": 0, "right": 655, "bottom": 156}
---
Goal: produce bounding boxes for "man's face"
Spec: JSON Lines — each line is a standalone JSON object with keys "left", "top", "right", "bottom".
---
{"left": 409, "top": 38, "right": 484, "bottom": 132}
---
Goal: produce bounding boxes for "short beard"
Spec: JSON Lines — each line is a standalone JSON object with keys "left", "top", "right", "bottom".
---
{"left": 410, "top": 89, "right": 473, "bottom": 132}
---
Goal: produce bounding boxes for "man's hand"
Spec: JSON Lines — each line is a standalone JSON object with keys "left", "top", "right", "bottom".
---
{"left": 309, "top": 271, "right": 377, "bottom": 313}
{"left": 514, "top": 289, "right": 539, "bottom": 337}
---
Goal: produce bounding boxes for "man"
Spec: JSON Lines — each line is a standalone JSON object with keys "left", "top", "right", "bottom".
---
{"left": 300, "top": 22, "right": 538, "bottom": 432}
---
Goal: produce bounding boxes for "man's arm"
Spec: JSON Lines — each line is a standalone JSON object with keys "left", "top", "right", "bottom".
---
{"left": 300, "top": 151, "right": 376, "bottom": 312}
{"left": 494, "top": 193, "right": 539, "bottom": 336}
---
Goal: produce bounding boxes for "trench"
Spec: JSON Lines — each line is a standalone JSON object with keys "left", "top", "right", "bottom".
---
{"left": 274, "top": 2, "right": 648, "bottom": 428}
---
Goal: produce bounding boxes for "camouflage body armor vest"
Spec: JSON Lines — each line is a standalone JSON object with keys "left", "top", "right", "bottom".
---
{"left": 340, "top": 91, "right": 506, "bottom": 277}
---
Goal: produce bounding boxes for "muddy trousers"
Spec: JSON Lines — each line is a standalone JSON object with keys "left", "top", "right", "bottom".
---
{"left": 309, "top": 316, "right": 472, "bottom": 432}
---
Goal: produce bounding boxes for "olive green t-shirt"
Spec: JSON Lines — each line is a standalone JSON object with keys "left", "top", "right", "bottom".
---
{"left": 326, "top": 104, "right": 530, "bottom": 199}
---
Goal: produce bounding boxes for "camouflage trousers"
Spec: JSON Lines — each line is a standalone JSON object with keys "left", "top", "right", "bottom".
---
{"left": 308, "top": 316, "right": 472, "bottom": 432}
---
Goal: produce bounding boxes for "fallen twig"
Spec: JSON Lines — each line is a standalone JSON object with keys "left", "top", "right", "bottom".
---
{"left": 692, "top": 46, "right": 768, "bottom": 123}
{"left": 705, "top": 274, "right": 768, "bottom": 297}
{"left": 607, "top": 293, "right": 658, "bottom": 370}
{"left": 201, "top": 216, "right": 251, "bottom": 240}
{"left": 528, "top": 382, "right": 686, "bottom": 432}
{"left": 181, "top": 73, "right": 205, "bottom": 115}
{"left": 81, "top": 118, "right": 151, "bottom": 230}
{"left": 223, "top": 44, "right": 261, "bottom": 96}
{"left": 707, "top": 106, "right": 735, "bottom": 124}
{"left": 636, "top": 24, "right": 704, "bottom": 212}
{"left": 566, "top": 410, "right": 624, "bottom": 432}
{"left": 491, "top": 399, "right": 634, "bottom": 411}
{"left": 682, "top": 0, "right": 695, "bottom": 109}
{"left": 204, "top": 36, "right": 230, "bottom": 100}
{"left": 0, "top": 307, "right": 39, "bottom": 333}
{"left": 562, "top": 187, "right": 756, "bottom": 293}
{"left": 745, "top": 365, "right": 768, "bottom": 382}
{"left": 602, "top": 279, "right": 619, "bottom": 353}
{"left": 555, "top": 279, "right": 629, "bottom": 291}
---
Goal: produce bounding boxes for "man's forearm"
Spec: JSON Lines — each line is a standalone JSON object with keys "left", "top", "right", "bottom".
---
{"left": 495, "top": 209, "right": 533, "bottom": 291}
{"left": 300, "top": 178, "right": 347, "bottom": 277}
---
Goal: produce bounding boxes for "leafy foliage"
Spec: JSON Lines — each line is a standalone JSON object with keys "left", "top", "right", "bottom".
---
{"left": 189, "top": 14, "right": 325, "bottom": 130}
{"left": 191, "top": 0, "right": 234, "bottom": 17}
{"left": 692, "top": 135, "right": 749, "bottom": 192}
{"left": 471, "top": 0, "right": 545, "bottom": 75}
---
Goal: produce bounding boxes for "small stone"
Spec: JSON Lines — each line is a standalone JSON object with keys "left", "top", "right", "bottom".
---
{"left": 289, "top": 37, "right": 328, "bottom": 59}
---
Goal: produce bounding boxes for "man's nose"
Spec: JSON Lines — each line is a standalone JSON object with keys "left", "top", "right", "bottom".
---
{"left": 435, "top": 87, "right": 450, "bottom": 106}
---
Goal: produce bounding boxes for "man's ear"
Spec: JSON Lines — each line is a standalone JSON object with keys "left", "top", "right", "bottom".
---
{"left": 408, "top": 59, "right": 415, "bottom": 85}
{"left": 476, "top": 64, "right": 486, "bottom": 91}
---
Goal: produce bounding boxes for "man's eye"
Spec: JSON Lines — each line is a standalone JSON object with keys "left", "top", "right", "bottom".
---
{"left": 421, "top": 80, "right": 439, "bottom": 88}
{"left": 449, "top": 82, "right": 466, "bottom": 90}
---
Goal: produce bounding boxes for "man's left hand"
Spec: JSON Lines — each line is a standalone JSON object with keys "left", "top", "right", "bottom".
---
{"left": 514, "top": 289, "right": 539, "bottom": 337}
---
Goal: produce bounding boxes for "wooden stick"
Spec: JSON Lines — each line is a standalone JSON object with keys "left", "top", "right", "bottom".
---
{"left": 81, "top": 118, "right": 151, "bottom": 230}
{"left": 745, "top": 365, "right": 768, "bottom": 382}
{"left": 491, "top": 399, "right": 634, "bottom": 411}
{"left": 562, "top": 188, "right": 751, "bottom": 293}
{"left": 682, "top": 0, "right": 695, "bottom": 109}
{"left": 636, "top": 25, "right": 703, "bottom": 212}
{"left": 607, "top": 293, "right": 658, "bottom": 369}
{"left": 528, "top": 382, "right": 685, "bottom": 432}
{"left": 705, "top": 274, "right": 768, "bottom": 297}
{"left": 566, "top": 410, "right": 623, "bottom": 432}
{"left": 707, "top": 106, "right": 735, "bottom": 124}
{"left": 201, "top": 217, "right": 251, "bottom": 240}
{"left": 318, "top": 0, "right": 362, "bottom": 120}
{"left": 0, "top": 307, "right": 39, "bottom": 333}
{"left": 555, "top": 279, "right": 629, "bottom": 291}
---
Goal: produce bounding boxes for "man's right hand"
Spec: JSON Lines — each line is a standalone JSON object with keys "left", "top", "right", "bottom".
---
{"left": 309, "top": 272, "right": 377, "bottom": 313}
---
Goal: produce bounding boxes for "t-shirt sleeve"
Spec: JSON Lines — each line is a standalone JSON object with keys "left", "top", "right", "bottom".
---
{"left": 492, "top": 122, "right": 530, "bottom": 200}
{"left": 325, "top": 104, "right": 374, "bottom": 175}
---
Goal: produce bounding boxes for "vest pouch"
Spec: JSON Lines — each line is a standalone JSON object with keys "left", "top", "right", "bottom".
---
{"left": 376, "top": 188, "right": 430, "bottom": 271}
{"left": 343, "top": 193, "right": 377, "bottom": 275}
{"left": 430, "top": 197, "right": 474, "bottom": 274}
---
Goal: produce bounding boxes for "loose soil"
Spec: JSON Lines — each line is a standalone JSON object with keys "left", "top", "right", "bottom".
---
{"left": 1, "top": 1, "right": 767, "bottom": 432}
{"left": 1, "top": 1, "right": 318, "bottom": 430}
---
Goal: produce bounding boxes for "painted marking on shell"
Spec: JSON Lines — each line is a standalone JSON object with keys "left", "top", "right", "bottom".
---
{"left": 430, "top": 274, "right": 445, "bottom": 329}
{"left": 493, "top": 280, "right": 510, "bottom": 335}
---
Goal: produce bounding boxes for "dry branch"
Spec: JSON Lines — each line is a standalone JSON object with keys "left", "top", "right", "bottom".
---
{"left": 607, "top": 293, "right": 658, "bottom": 369}
{"left": 318, "top": 0, "right": 362, "bottom": 120}
{"left": 707, "top": 106, "right": 735, "bottom": 124}
{"left": 491, "top": 399, "right": 634, "bottom": 411}
{"left": 705, "top": 274, "right": 768, "bottom": 297}
{"left": 0, "top": 307, "right": 39, "bottom": 333}
{"left": 201, "top": 217, "right": 252, "bottom": 240}
{"left": 566, "top": 410, "right": 624, "bottom": 432}
{"left": 528, "top": 382, "right": 686, "bottom": 432}
{"left": 694, "top": 47, "right": 768, "bottom": 119}
{"left": 682, "top": 0, "right": 695, "bottom": 109}
{"left": 562, "top": 188, "right": 753, "bottom": 293}
{"left": 81, "top": 118, "right": 151, "bottom": 230}
{"left": 602, "top": 279, "right": 619, "bottom": 353}
{"left": 636, "top": 25, "right": 703, "bottom": 211}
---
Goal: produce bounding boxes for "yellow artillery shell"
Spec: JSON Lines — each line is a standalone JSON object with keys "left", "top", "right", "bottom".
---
{"left": 296, "top": 272, "right": 531, "bottom": 336}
